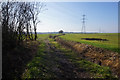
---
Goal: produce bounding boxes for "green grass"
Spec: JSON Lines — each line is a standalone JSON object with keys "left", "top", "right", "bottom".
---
{"left": 59, "top": 33, "right": 120, "bottom": 53}
{"left": 37, "top": 34, "right": 50, "bottom": 40}
{"left": 22, "top": 41, "right": 56, "bottom": 79}
{"left": 37, "top": 34, "right": 58, "bottom": 38}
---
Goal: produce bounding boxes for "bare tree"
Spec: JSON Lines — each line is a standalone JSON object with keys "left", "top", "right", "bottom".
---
{"left": 1, "top": 1, "right": 46, "bottom": 50}
{"left": 29, "top": 2, "right": 46, "bottom": 40}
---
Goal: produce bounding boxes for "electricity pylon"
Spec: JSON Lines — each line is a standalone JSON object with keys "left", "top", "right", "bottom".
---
{"left": 81, "top": 14, "right": 86, "bottom": 33}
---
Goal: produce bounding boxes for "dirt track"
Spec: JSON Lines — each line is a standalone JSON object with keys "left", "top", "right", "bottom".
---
{"left": 43, "top": 39, "right": 94, "bottom": 79}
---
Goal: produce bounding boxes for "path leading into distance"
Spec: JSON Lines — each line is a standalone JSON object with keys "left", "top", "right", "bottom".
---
{"left": 22, "top": 38, "right": 115, "bottom": 79}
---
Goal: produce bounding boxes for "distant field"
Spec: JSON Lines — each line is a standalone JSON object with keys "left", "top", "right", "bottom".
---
{"left": 37, "top": 34, "right": 57, "bottom": 38}
{"left": 37, "top": 34, "right": 50, "bottom": 40}
{"left": 59, "top": 33, "right": 120, "bottom": 53}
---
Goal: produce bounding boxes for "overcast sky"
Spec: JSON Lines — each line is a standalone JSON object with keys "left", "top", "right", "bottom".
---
{"left": 37, "top": 2, "right": 118, "bottom": 33}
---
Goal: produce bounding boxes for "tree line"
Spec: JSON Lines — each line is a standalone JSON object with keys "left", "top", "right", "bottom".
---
{"left": 0, "top": 1, "right": 46, "bottom": 50}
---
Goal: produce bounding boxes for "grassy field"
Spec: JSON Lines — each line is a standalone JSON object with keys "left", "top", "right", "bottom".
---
{"left": 59, "top": 33, "right": 119, "bottom": 53}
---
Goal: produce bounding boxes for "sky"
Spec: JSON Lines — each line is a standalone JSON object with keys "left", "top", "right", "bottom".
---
{"left": 37, "top": 2, "right": 118, "bottom": 33}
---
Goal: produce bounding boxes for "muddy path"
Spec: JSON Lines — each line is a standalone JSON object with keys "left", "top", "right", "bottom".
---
{"left": 43, "top": 39, "right": 93, "bottom": 79}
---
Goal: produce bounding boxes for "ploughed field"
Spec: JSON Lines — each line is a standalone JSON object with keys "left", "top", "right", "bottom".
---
{"left": 59, "top": 33, "right": 119, "bottom": 53}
